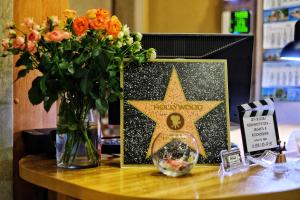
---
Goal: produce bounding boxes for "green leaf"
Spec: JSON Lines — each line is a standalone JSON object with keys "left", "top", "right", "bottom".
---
{"left": 59, "top": 62, "right": 70, "bottom": 70}
{"left": 108, "top": 93, "right": 119, "bottom": 102}
{"left": 71, "top": 40, "right": 81, "bottom": 50}
{"left": 53, "top": 54, "right": 59, "bottom": 63}
{"left": 16, "top": 51, "right": 30, "bottom": 67}
{"left": 89, "top": 90, "right": 99, "bottom": 100}
{"left": 28, "top": 77, "right": 44, "bottom": 105}
{"left": 43, "top": 94, "right": 58, "bottom": 112}
{"left": 107, "top": 64, "right": 117, "bottom": 71}
{"left": 109, "top": 70, "right": 117, "bottom": 77}
{"left": 74, "top": 51, "right": 90, "bottom": 65}
{"left": 104, "top": 48, "right": 115, "bottom": 59}
{"left": 92, "top": 46, "right": 102, "bottom": 57}
{"left": 80, "top": 72, "right": 92, "bottom": 95}
{"left": 67, "top": 63, "right": 74, "bottom": 74}
{"left": 114, "top": 56, "right": 122, "bottom": 64}
{"left": 96, "top": 48, "right": 116, "bottom": 69}
{"left": 39, "top": 54, "right": 51, "bottom": 73}
{"left": 99, "top": 79, "right": 106, "bottom": 95}
{"left": 47, "top": 79, "right": 62, "bottom": 93}
{"left": 16, "top": 69, "right": 28, "bottom": 80}
{"left": 64, "top": 41, "right": 72, "bottom": 51}
{"left": 96, "top": 98, "right": 108, "bottom": 115}
{"left": 39, "top": 75, "right": 47, "bottom": 95}
{"left": 109, "top": 78, "right": 119, "bottom": 89}
{"left": 134, "top": 54, "right": 146, "bottom": 64}
{"left": 74, "top": 68, "right": 87, "bottom": 78}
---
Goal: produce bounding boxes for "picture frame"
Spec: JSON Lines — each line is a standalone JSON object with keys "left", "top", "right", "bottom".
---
{"left": 121, "top": 59, "right": 230, "bottom": 167}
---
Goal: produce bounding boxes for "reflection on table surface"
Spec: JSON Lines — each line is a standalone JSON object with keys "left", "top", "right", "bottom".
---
{"left": 20, "top": 152, "right": 300, "bottom": 200}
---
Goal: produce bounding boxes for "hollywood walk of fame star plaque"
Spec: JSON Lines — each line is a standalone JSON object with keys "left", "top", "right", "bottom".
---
{"left": 121, "top": 59, "right": 230, "bottom": 167}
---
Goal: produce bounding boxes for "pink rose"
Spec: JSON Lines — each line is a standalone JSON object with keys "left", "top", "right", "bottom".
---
{"left": 44, "top": 30, "right": 70, "bottom": 42}
{"left": 23, "top": 17, "right": 34, "bottom": 29}
{"left": 26, "top": 41, "right": 37, "bottom": 54}
{"left": 28, "top": 30, "right": 41, "bottom": 42}
{"left": 13, "top": 36, "right": 25, "bottom": 49}
{"left": 62, "top": 31, "right": 71, "bottom": 40}
{"left": 1, "top": 38, "right": 10, "bottom": 50}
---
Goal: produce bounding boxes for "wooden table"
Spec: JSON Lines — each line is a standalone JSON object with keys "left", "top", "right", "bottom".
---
{"left": 19, "top": 154, "right": 300, "bottom": 200}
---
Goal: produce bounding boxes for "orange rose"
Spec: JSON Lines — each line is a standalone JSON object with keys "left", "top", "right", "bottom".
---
{"left": 107, "top": 16, "right": 122, "bottom": 38}
{"left": 89, "top": 9, "right": 110, "bottom": 30}
{"left": 90, "top": 19, "right": 107, "bottom": 30}
{"left": 90, "top": 18, "right": 108, "bottom": 30}
{"left": 72, "top": 17, "right": 89, "bottom": 36}
{"left": 95, "top": 8, "right": 110, "bottom": 19}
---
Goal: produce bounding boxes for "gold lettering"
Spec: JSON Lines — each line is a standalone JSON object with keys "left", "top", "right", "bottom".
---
{"left": 153, "top": 104, "right": 203, "bottom": 111}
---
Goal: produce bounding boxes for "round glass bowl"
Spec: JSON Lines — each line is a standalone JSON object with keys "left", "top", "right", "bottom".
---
{"left": 151, "top": 132, "right": 199, "bottom": 177}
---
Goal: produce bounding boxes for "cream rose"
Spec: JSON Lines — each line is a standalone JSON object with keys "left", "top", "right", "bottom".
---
{"left": 23, "top": 17, "right": 34, "bottom": 29}
{"left": 63, "top": 9, "right": 77, "bottom": 19}
{"left": 86, "top": 9, "right": 97, "bottom": 19}
{"left": 8, "top": 29, "right": 16, "bottom": 38}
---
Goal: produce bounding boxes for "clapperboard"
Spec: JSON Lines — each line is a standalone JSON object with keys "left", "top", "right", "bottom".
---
{"left": 238, "top": 98, "right": 280, "bottom": 156}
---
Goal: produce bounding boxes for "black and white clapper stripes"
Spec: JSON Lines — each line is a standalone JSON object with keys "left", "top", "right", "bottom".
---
{"left": 238, "top": 98, "right": 275, "bottom": 118}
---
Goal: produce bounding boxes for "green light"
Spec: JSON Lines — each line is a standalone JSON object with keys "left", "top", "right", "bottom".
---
{"left": 234, "top": 11, "right": 249, "bottom": 19}
{"left": 230, "top": 10, "right": 250, "bottom": 33}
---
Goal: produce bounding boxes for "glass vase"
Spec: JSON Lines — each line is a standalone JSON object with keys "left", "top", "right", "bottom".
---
{"left": 151, "top": 132, "right": 199, "bottom": 177}
{"left": 56, "top": 94, "right": 101, "bottom": 169}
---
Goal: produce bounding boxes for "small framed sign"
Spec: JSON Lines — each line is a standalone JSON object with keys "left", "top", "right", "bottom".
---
{"left": 220, "top": 148, "right": 244, "bottom": 173}
{"left": 238, "top": 98, "right": 280, "bottom": 156}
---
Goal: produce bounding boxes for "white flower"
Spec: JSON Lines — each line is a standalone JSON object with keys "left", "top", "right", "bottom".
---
{"left": 135, "top": 32, "right": 142, "bottom": 41}
{"left": 116, "top": 41, "right": 123, "bottom": 48}
{"left": 22, "top": 17, "right": 34, "bottom": 29}
{"left": 122, "top": 25, "right": 130, "bottom": 36}
{"left": 107, "top": 35, "right": 113, "bottom": 40}
{"left": 33, "top": 24, "right": 42, "bottom": 31}
{"left": 118, "top": 31, "right": 124, "bottom": 39}
{"left": 6, "top": 21, "right": 15, "bottom": 29}
{"left": 146, "top": 48, "right": 156, "bottom": 61}
{"left": 126, "top": 37, "right": 133, "bottom": 45}
{"left": 132, "top": 41, "right": 141, "bottom": 52}
{"left": 8, "top": 29, "right": 16, "bottom": 38}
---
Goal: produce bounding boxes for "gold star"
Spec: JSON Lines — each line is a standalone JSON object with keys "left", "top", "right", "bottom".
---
{"left": 128, "top": 67, "right": 222, "bottom": 158}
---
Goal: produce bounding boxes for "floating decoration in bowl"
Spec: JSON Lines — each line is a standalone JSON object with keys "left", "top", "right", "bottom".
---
{"left": 151, "top": 132, "right": 199, "bottom": 177}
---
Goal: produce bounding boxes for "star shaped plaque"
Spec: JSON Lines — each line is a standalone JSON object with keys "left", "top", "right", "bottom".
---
{"left": 121, "top": 59, "right": 230, "bottom": 167}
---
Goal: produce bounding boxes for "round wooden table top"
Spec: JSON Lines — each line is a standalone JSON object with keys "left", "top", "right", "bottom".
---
{"left": 19, "top": 155, "right": 300, "bottom": 200}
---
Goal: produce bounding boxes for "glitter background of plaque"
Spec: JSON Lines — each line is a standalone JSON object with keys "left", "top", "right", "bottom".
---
{"left": 121, "top": 59, "right": 230, "bottom": 167}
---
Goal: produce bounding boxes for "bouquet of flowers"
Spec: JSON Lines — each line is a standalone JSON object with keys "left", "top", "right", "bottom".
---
{"left": 1, "top": 8, "right": 156, "bottom": 168}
